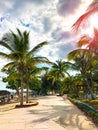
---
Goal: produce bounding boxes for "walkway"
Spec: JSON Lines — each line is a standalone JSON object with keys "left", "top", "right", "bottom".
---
{"left": 0, "top": 95, "right": 98, "bottom": 130}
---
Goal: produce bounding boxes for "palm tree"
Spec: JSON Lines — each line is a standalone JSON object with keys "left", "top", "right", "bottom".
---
{"left": 52, "top": 59, "right": 70, "bottom": 77}
{"left": 24, "top": 65, "right": 49, "bottom": 103}
{"left": 71, "top": 0, "right": 98, "bottom": 98}
{"left": 67, "top": 48, "right": 97, "bottom": 99}
{"left": 24, "top": 66, "right": 38, "bottom": 103}
{"left": 49, "top": 59, "right": 70, "bottom": 94}
{"left": 0, "top": 28, "right": 49, "bottom": 106}
{"left": 73, "top": 0, "right": 98, "bottom": 32}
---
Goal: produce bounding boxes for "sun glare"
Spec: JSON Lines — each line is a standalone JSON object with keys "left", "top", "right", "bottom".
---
{"left": 89, "top": 13, "right": 98, "bottom": 29}
{"left": 87, "top": 13, "right": 98, "bottom": 35}
{"left": 82, "top": 13, "right": 98, "bottom": 36}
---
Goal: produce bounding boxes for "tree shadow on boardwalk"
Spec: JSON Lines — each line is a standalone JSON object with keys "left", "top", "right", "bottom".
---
{"left": 28, "top": 97, "right": 94, "bottom": 130}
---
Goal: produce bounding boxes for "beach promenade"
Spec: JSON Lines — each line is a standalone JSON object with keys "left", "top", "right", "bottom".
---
{"left": 0, "top": 95, "right": 98, "bottom": 130}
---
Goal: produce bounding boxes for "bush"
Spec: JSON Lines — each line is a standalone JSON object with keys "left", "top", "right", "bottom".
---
{"left": 68, "top": 94, "right": 78, "bottom": 98}
{"left": 90, "top": 99, "right": 98, "bottom": 104}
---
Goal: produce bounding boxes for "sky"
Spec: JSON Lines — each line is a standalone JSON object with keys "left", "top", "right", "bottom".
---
{"left": 0, "top": 0, "right": 93, "bottom": 90}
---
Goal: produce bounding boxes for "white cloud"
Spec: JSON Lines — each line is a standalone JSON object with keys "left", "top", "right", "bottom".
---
{"left": 0, "top": 0, "right": 14, "bottom": 15}
{"left": 57, "top": 0, "right": 82, "bottom": 17}
{"left": 0, "top": 0, "right": 93, "bottom": 60}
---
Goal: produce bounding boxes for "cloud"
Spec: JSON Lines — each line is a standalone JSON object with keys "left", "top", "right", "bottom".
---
{"left": 57, "top": 0, "right": 82, "bottom": 17}
{"left": 1, "top": 0, "right": 49, "bottom": 18}
{"left": 31, "top": 0, "right": 48, "bottom": 5}
{"left": 0, "top": 0, "right": 14, "bottom": 15}
{"left": 38, "top": 43, "right": 60, "bottom": 62}
{"left": 51, "top": 28, "right": 72, "bottom": 42}
{"left": 57, "top": 41, "right": 77, "bottom": 59}
{"left": 43, "top": 17, "right": 52, "bottom": 33}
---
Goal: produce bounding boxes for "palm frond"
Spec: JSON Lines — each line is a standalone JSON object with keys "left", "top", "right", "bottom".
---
{"left": 67, "top": 49, "right": 79, "bottom": 60}
{"left": 0, "top": 41, "right": 13, "bottom": 51}
{"left": 8, "top": 51, "right": 22, "bottom": 60}
{"left": 28, "top": 41, "right": 48, "bottom": 55}
{"left": 16, "top": 28, "right": 23, "bottom": 37}
{"left": 1, "top": 61, "right": 16, "bottom": 71}
{"left": 93, "top": 27, "right": 98, "bottom": 37}
{"left": 11, "top": 31, "right": 20, "bottom": 47}
{"left": 77, "top": 35, "right": 90, "bottom": 47}
{"left": 67, "top": 49, "right": 88, "bottom": 60}
{"left": 32, "top": 59, "right": 52, "bottom": 65}
{"left": 40, "top": 67, "right": 49, "bottom": 71}
{"left": 73, "top": 1, "right": 98, "bottom": 32}
{"left": 0, "top": 52, "right": 9, "bottom": 59}
{"left": 22, "top": 31, "right": 29, "bottom": 52}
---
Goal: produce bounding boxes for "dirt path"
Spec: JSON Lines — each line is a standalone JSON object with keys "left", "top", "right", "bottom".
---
{"left": 0, "top": 95, "right": 98, "bottom": 130}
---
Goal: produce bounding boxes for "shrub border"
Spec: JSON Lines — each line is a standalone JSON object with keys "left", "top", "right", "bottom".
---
{"left": 68, "top": 97, "right": 98, "bottom": 125}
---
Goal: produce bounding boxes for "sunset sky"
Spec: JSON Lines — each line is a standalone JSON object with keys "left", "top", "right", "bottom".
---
{"left": 0, "top": 0, "right": 93, "bottom": 90}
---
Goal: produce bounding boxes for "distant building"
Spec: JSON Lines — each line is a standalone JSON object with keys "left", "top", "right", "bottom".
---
{"left": 0, "top": 90, "right": 11, "bottom": 103}
{"left": 0, "top": 90, "right": 10, "bottom": 96}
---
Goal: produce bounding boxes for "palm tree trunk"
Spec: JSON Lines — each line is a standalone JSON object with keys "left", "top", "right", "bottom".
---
{"left": 86, "top": 78, "right": 95, "bottom": 99}
{"left": 15, "top": 86, "right": 20, "bottom": 100}
{"left": 26, "top": 85, "right": 29, "bottom": 103}
{"left": 20, "top": 68, "right": 24, "bottom": 106}
{"left": 20, "top": 78, "right": 23, "bottom": 105}
{"left": 26, "top": 74, "right": 30, "bottom": 103}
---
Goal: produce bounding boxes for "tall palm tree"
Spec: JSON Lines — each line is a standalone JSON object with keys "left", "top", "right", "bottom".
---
{"left": 73, "top": 0, "right": 98, "bottom": 32}
{"left": 0, "top": 28, "right": 49, "bottom": 106}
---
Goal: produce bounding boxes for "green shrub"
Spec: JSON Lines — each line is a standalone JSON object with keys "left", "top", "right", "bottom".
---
{"left": 68, "top": 94, "right": 78, "bottom": 98}
{"left": 68, "top": 97, "right": 98, "bottom": 124}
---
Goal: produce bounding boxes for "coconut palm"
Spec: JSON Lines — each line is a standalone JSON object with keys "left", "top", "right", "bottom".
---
{"left": 50, "top": 60, "right": 70, "bottom": 81}
{"left": 49, "top": 59, "right": 70, "bottom": 94}
{"left": 0, "top": 28, "right": 49, "bottom": 106}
